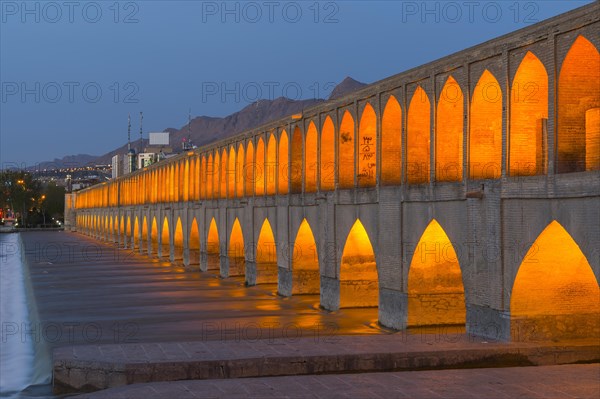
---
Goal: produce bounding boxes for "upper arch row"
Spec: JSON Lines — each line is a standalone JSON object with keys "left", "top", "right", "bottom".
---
{"left": 76, "top": 35, "right": 599, "bottom": 208}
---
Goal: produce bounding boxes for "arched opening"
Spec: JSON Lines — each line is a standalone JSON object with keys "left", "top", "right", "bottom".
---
{"left": 174, "top": 217, "right": 184, "bottom": 261}
{"left": 381, "top": 96, "right": 402, "bottom": 185}
{"left": 126, "top": 216, "right": 132, "bottom": 244}
{"left": 408, "top": 220, "right": 466, "bottom": 327}
{"left": 470, "top": 70, "right": 503, "bottom": 179}
{"left": 558, "top": 35, "right": 600, "bottom": 173}
{"left": 141, "top": 216, "right": 148, "bottom": 252}
{"left": 161, "top": 216, "right": 170, "bottom": 259}
{"left": 292, "top": 219, "right": 320, "bottom": 295}
{"left": 510, "top": 51, "right": 549, "bottom": 176}
{"left": 436, "top": 76, "right": 464, "bottom": 182}
{"left": 340, "top": 220, "right": 378, "bottom": 308}
{"left": 338, "top": 111, "right": 355, "bottom": 189}
{"left": 133, "top": 217, "right": 140, "bottom": 249}
{"left": 228, "top": 146, "right": 236, "bottom": 198}
{"left": 266, "top": 133, "right": 277, "bottom": 195}
{"left": 228, "top": 218, "right": 245, "bottom": 276}
{"left": 220, "top": 149, "right": 227, "bottom": 199}
{"left": 291, "top": 127, "right": 303, "bottom": 193}
{"left": 320, "top": 116, "right": 335, "bottom": 191}
{"left": 278, "top": 130, "right": 289, "bottom": 194}
{"left": 113, "top": 216, "right": 118, "bottom": 241}
{"left": 245, "top": 141, "right": 254, "bottom": 196}
{"left": 358, "top": 104, "right": 377, "bottom": 187}
{"left": 150, "top": 217, "right": 158, "bottom": 254}
{"left": 255, "top": 138, "right": 265, "bottom": 196}
{"left": 189, "top": 218, "right": 200, "bottom": 266}
{"left": 305, "top": 122, "right": 318, "bottom": 192}
{"left": 236, "top": 144, "right": 245, "bottom": 198}
{"left": 201, "top": 155, "right": 207, "bottom": 199}
{"left": 256, "top": 219, "right": 278, "bottom": 284}
{"left": 213, "top": 151, "right": 220, "bottom": 199}
{"left": 207, "top": 218, "right": 220, "bottom": 270}
{"left": 407, "top": 86, "right": 431, "bottom": 184}
{"left": 206, "top": 153, "right": 213, "bottom": 199}
{"left": 511, "top": 221, "right": 600, "bottom": 341}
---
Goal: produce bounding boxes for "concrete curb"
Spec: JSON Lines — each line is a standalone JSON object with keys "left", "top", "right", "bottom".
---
{"left": 52, "top": 336, "right": 600, "bottom": 394}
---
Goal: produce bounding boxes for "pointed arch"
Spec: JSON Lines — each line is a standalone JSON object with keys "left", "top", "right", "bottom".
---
{"left": 291, "top": 127, "right": 303, "bottom": 193}
{"left": 436, "top": 76, "right": 464, "bottom": 181}
{"left": 228, "top": 218, "right": 245, "bottom": 276}
{"left": 205, "top": 153, "right": 213, "bottom": 199}
{"left": 407, "top": 86, "right": 431, "bottom": 184}
{"left": 245, "top": 141, "right": 254, "bottom": 196}
{"left": 510, "top": 51, "right": 549, "bottom": 176}
{"left": 511, "top": 221, "right": 599, "bottom": 341}
{"left": 141, "top": 216, "right": 148, "bottom": 252}
{"left": 558, "top": 35, "right": 600, "bottom": 172}
{"left": 320, "top": 116, "right": 335, "bottom": 191}
{"left": 173, "top": 217, "right": 184, "bottom": 261}
{"left": 470, "top": 70, "right": 502, "bottom": 179}
{"left": 340, "top": 220, "right": 378, "bottom": 308}
{"left": 206, "top": 217, "right": 220, "bottom": 270}
{"left": 381, "top": 96, "right": 402, "bottom": 185}
{"left": 278, "top": 130, "right": 289, "bottom": 194}
{"left": 228, "top": 146, "right": 236, "bottom": 198}
{"left": 201, "top": 155, "right": 207, "bottom": 199}
{"left": 220, "top": 148, "right": 228, "bottom": 199}
{"left": 408, "top": 220, "right": 466, "bottom": 327}
{"left": 150, "top": 217, "right": 158, "bottom": 254}
{"left": 213, "top": 151, "right": 220, "bottom": 199}
{"left": 133, "top": 217, "right": 140, "bottom": 249}
{"left": 161, "top": 216, "right": 170, "bottom": 259}
{"left": 266, "top": 133, "right": 277, "bottom": 195}
{"left": 255, "top": 138, "right": 265, "bottom": 196}
{"left": 189, "top": 218, "right": 200, "bottom": 266}
{"left": 358, "top": 104, "right": 377, "bottom": 187}
{"left": 305, "top": 122, "right": 318, "bottom": 192}
{"left": 338, "top": 111, "right": 355, "bottom": 189}
{"left": 236, "top": 144, "right": 245, "bottom": 198}
{"left": 292, "top": 219, "right": 320, "bottom": 294}
{"left": 256, "top": 218, "right": 277, "bottom": 284}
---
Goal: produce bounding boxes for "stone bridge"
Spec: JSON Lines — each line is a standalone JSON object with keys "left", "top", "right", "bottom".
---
{"left": 65, "top": 3, "right": 600, "bottom": 342}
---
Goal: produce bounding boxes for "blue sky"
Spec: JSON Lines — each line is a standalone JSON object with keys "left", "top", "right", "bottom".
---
{"left": 0, "top": 0, "right": 594, "bottom": 166}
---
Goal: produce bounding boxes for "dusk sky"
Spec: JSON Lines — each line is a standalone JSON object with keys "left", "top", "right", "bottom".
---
{"left": 0, "top": 0, "right": 594, "bottom": 167}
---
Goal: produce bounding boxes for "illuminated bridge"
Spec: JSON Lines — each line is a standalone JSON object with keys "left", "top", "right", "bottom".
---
{"left": 66, "top": 4, "right": 599, "bottom": 342}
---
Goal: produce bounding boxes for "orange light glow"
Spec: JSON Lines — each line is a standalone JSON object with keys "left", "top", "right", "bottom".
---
{"left": 358, "top": 104, "right": 377, "bottom": 187}
{"left": 220, "top": 149, "right": 227, "bottom": 199}
{"left": 150, "top": 217, "right": 158, "bottom": 254}
{"left": 305, "top": 122, "right": 318, "bottom": 192}
{"left": 510, "top": 52, "right": 548, "bottom": 176}
{"left": 241, "top": 141, "right": 253, "bottom": 197}
{"left": 141, "top": 216, "right": 148, "bottom": 249}
{"left": 266, "top": 133, "right": 277, "bottom": 195}
{"left": 255, "top": 138, "right": 265, "bottom": 196}
{"left": 338, "top": 111, "right": 355, "bottom": 189}
{"left": 291, "top": 127, "right": 303, "bottom": 193}
{"left": 381, "top": 96, "right": 402, "bottom": 185}
{"left": 408, "top": 220, "right": 466, "bottom": 327}
{"left": 228, "top": 146, "right": 236, "bottom": 198}
{"left": 173, "top": 218, "right": 184, "bottom": 260}
{"left": 213, "top": 151, "right": 220, "bottom": 199}
{"left": 292, "top": 219, "right": 320, "bottom": 295}
{"left": 436, "top": 76, "right": 464, "bottom": 182}
{"left": 256, "top": 219, "right": 278, "bottom": 284}
{"left": 161, "top": 217, "right": 170, "bottom": 259}
{"left": 189, "top": 218, "right": 200, "bottom": 265}
{"left": 470, "top": 70, "right": 502, "bottom": 179}
{"left": 133, "top": 217, "right": 139, "bottom": 249}
{"left": 340, "top": 220, "right": 378, "bottom": 308}
{"left": 236, "top": 144, "right": 245, "bottom": 198}
{"left": 511, "top": 221, "right": 599, "bottom": 341}
{"left": 320, "top": 117, "right": 335, "bottom": 191}
{"left": 278, "top": 130, "right": 289, "bottom": 194}
{"left": 407, "top": 86, "right": 431, "bottom": 184}
{"left": 228, "top": 218, "right": 245, "bottom": 276}
{"left": 207, "top": 218, "right": 220, "bottom": 270}
{"left": 558, "top": 35, "right": 600, "bottom": 173}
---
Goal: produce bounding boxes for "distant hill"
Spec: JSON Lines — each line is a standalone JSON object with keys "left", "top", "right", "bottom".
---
{"left": 36, "top": 77, "right": 368, "bottom": 169}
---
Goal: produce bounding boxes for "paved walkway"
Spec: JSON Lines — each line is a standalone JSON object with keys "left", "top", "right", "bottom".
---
{"left": 75, "top": 364, "right": 600, "bottom": 398}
